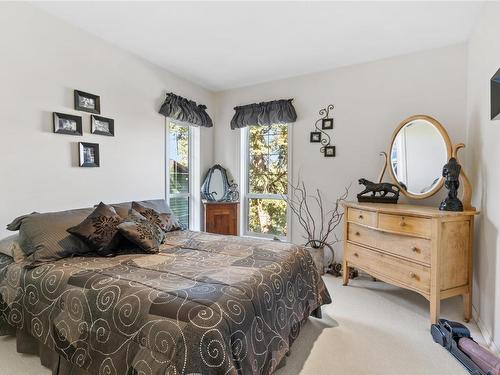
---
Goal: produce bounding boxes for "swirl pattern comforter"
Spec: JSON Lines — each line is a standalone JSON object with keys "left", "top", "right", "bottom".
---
{"left": 0, "top": 230, "right": 331, "bottom": 374}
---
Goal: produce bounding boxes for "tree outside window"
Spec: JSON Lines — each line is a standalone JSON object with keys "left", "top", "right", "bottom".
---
{"left": 168, "top": 122, "right": 190, "bottom": 228}
{"left": 246, "top": 124, "right": 288, "bottom": 237}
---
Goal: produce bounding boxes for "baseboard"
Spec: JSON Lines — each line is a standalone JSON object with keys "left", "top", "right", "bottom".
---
{"left": 472, "top": 305, "right": 500, "bottom": 356}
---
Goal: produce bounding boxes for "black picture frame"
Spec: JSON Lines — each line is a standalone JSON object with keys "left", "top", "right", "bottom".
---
{"left": 324, "top": 146, "right": 336, "bottom": 157}
{"left": 53, "top": 112, "right": 82, "bottom": 136}
{"left": 310, "top": 132, "right": 321, "bottom": 143}
{"left": 491, "top": 68, "right": 500, "bottom": 120}
{"left": 79, "top": 142, "right": 100, "bottom": 167}
{"left": 322, "top": 118, "right": 334, "bottom": 130}
{"left": 74, "top": 90, "right": 101, "bottom": 114}
{"left": 91, "top": 115, "right": 115, "bottom": 136}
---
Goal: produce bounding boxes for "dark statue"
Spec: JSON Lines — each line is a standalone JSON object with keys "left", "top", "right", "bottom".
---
{"left": 439, "top": 157, "right": 463, "bottom": 212}
{"left": 357, "top": 178, "right": 400, "bottom": 203}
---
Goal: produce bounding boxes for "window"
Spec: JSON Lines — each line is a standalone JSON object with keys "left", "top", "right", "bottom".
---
{"left": 167, "top": 122, "right": 191, "bottom": 228}
{"left": 242, "top": 124, "right": 290, "bottom": 239}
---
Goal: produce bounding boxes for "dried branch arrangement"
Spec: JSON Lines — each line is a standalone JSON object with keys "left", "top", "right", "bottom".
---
{"left": 285, "top": 180, "right": 349, "bottom": 250}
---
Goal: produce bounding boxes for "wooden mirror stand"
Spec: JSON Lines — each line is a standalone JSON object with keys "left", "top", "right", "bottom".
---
{"left": 383, "top": 114, "right": 474, "bottom": 210}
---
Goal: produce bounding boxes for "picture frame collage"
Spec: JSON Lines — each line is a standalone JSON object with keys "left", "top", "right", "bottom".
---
{"left": 310, "top": 104, "right": 336, "bottom": 157}
{"left": 53, "top": 90, "right": 115, "bottom": 167}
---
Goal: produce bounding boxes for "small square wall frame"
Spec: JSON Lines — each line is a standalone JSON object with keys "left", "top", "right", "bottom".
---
{"left": 491, "top": 68, "right": 500, "bottom": 120}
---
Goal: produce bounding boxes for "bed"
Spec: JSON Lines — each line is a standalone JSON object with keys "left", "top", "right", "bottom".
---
{"left": 0, "top": 229, "right": 331, "bottom": 374}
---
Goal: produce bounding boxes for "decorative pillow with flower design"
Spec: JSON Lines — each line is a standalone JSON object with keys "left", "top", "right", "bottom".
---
{"left": 67, "top": 202, "right": 123, "bottom": 256}
{"left": 131, "top": 202, "right": 182, "bottom": 232}
{"left": 116, "top": 209, "right": 165, "bottom": 254}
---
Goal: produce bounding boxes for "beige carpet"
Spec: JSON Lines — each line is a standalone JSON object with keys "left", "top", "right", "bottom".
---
{"left": 0, "top": 275, "right": 485, "bottom": 375}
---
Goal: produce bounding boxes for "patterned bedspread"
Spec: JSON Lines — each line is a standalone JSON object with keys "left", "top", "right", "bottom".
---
{"left": 0, "top": 231, "right": 331, "bottom": 374}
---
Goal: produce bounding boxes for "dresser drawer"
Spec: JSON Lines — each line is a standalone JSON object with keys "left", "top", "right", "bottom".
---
{"left": 347, "top": 208, "right": 377, "bottom": 227}
{"left": 347, "top": 223, "right": 431, "bottom": 265}
{"left": 345, "top": 243, "right": 430, "bottom": 294}
{"left": 378, "top": 213, "right": 431, "bottom": 238}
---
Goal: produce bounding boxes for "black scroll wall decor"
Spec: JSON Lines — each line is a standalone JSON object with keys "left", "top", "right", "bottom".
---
{"left": 310, "top": 104, "right": 336, "bottom": 157}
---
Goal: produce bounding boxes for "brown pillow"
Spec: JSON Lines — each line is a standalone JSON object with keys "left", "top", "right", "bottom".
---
{"left": 67, "top": 202, "right": 122, "bottom": 256}
{"left": 104, "top": 199, "right": 173, "bottom": 219}
{"left": 0, "top": 234, "right": 18, "bottom": 258}
{"left": 12, "top": 242, "right": 26, "bottom": 263}
{"left": 131, "top": 202, "right": 182, "bottom": 232}
{"left": 117, "top": 210, "right": 165, "bottom": 254}
{"left": 17, "top": 208, "right": 94, "bottom": 260}
{"left": 6, "top": 212, "right": 39, "bottom": 231}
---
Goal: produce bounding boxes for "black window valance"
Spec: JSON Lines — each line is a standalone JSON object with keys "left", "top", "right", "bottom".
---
{"left": 230, "top": 99, "right": 297, "bottom": 129}
{"left": 159, "top": 92, "right": 213, "bottom": 128}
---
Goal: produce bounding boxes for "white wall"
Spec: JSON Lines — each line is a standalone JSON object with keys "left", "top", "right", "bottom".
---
{"left": 0, "top": 3, "right": 215, "bottom": 237}
{"left": 215, "top": 44, "right": 468, "bottom": 258}
{"left": 466, "top": 2, "right": 500, "bottom": 352}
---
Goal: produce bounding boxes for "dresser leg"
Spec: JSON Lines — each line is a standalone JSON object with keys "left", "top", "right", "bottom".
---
{"left": 342, "top": 260, "right": 349, "bottom": 286}
{"left": 430, "top": 295, "right": 440, "bottom": 324}
{"left": 463, "top": 292, "right": 472, "bottom": 323}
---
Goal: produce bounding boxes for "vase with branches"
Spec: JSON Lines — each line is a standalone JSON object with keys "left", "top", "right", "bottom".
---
{"left": 284, "top": 180, "right": 349, "bottom": 273}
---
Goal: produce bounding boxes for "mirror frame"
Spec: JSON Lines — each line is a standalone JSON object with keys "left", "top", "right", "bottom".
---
{"left": 388, "top": 114, "right": 452, "bottom": 200}
{"left": 201, "top": 164, "right": 236, "bottom": 202}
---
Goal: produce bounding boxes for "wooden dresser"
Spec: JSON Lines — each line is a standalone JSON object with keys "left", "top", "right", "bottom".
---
{"left": 342, "top": 202, "right": 478, "bottom": 323}
{"left": 204, "top": 201, "right": 239, "bottom": 236}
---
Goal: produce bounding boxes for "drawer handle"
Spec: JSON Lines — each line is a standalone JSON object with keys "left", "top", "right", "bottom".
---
{"left": 353, "top": 253, "right": 359, "bottom": 258}
{"left": 411, "top": 247, "right": 420, "bottom": 253}
{"left": 400, "top": 219, "right": 406, "bottom": 227}
{"left": 355, "top": 231, "right": 360, "bottom": 236}
{"left": 358, "top": 214, "right": 364, "bottom": 220}
{"left": 409, "top": 272, "right": 419, "bottom": 281}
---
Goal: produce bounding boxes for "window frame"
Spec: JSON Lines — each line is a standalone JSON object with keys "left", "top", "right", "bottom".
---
{"left": 165, "top": 120, "right": 199, "bottom": 230}
{"left": 240, "top": 124, "right": 292, "bottom": 241}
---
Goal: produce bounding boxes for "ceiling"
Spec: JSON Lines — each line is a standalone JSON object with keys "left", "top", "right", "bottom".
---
{"left": 35, "top": 1, "right": 483, "bottom": 92}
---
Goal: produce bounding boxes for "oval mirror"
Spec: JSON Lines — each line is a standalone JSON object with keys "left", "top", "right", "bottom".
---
{"left": 209, "top": 168, "right": 225, "bottom": 200}
{"left": 389, "top": 115, "right": 452, "bottom": 199}
{"left": 201, "top": 164, "right": 239, "bottom": 202}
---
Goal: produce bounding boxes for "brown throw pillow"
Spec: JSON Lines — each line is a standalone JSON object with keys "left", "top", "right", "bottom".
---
{"left": 0, "top": 234, "right": 19, "bottom": 258}
{"left": 67, "top": 202, "right": 122, "bottom": 256}
{"left": 17, "top": 208, "right": 94, "bottom": 260}
{"left": 103, "top": 199, "right": 173, "bottom": 219}
{"left": 12, "top": 242, "right": 26, "bottom": 263}
{"left": 131, "top": 202, "right": 182, "bottom": 232}
{"left": 117, "top": 210, "right": 165, "bottom": 254}
{"left": 6, "top": 212, "right": 39, "bottom": 231}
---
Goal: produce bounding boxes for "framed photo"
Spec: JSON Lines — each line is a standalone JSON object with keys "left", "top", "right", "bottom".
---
{"left": 322, "top": 118, "right": 334, "bottom": 130}
{"left": 53, "top": 112, "right": 82, "bottom": 136}
{"left": 79, "top": 142, "right": 100, "bottom": 167}
{"left": 74, "top": 90, "right": 100, "bottom": 114}
{"left": 324, "top": 146, "right": 336, "bottom": 157}
{"left": 491, "top": 68, "right": 500, "bottom": 120}
{"left": 91, "top": 115, "right": 114, "bottom": 136}
{"left": 310, "top": 132, "right": 321, "bottom": 143}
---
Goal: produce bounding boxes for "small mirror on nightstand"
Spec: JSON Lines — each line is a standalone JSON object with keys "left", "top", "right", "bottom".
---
{"left": 201, "top": 164, "right": 239, "bottom": 202}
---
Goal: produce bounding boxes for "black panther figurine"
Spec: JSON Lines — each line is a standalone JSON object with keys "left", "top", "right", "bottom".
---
{"left": 357, "top": 178, "right": 400, "bottom": 203}
{"left": 439, "top": 157, "right": 463, "bottom": 212}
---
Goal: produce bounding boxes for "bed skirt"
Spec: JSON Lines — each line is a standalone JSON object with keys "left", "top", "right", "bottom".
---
{"left": 3, "top": 327, "right": 91, "bottom": 375}
{"left": 2, "top": 306, "right": 323, "bottom": 375}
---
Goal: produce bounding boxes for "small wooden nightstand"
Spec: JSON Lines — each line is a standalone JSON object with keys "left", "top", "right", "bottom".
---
{"left": 203, "top": 201, "right": 239, "bottom": 236}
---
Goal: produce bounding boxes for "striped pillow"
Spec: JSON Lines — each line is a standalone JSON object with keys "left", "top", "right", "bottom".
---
{"left": 17, "top": 208, "right": 94, "bottom": 262}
